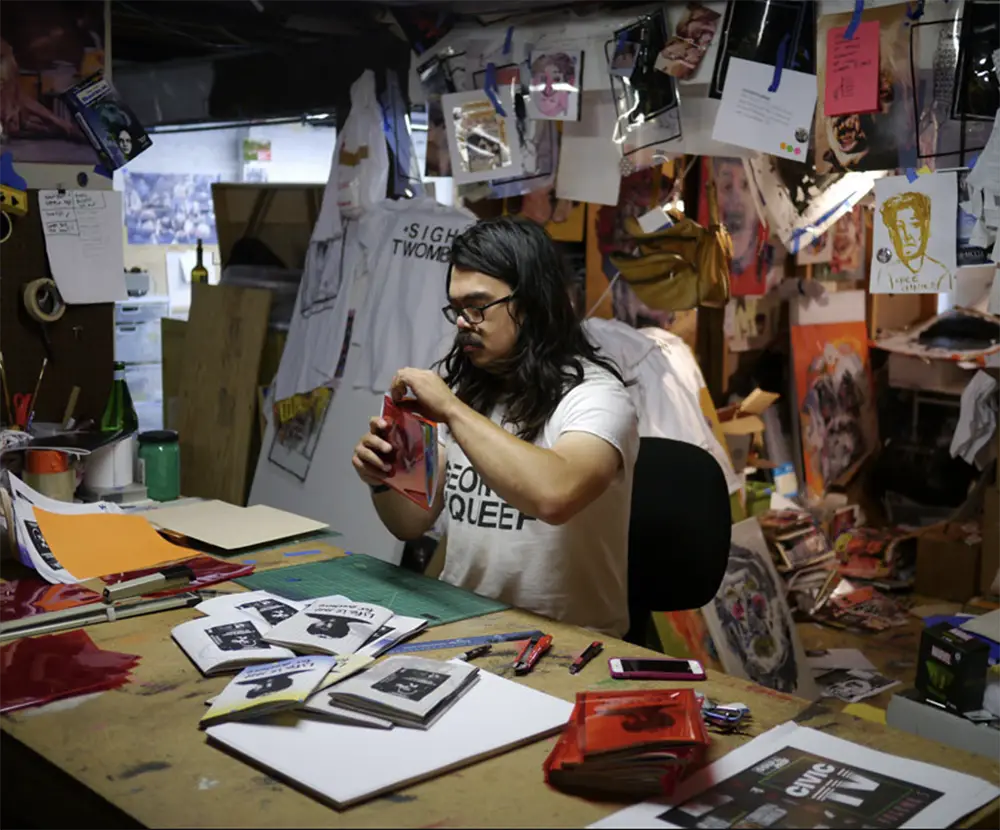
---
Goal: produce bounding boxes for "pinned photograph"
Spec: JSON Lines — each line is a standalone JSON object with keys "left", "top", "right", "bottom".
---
{"left": 831, "top": 205, "right": 865, "bottom": 275}
{"left": 609, "top": 36, "right": 639, "bottom": 77}
{"left": 441, "top": 89, "right": 523, "bottom": 185}
{"left": 871, "top": 172, "right": 958, "bottom": 294}
{"left": 526, "top": 50, "right": 581, "bottom": 121}
{"left": 655, "top": 3, "right": 721, "bottom": 80}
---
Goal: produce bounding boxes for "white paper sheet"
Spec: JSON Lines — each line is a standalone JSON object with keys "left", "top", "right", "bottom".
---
{"left": 807, "top": 648, "right": 877, "bottom": 673}
{"left": 555, "top": 91, "right": 622, "bottom": 206}
{"left": 949, "top": 370, "right": 998, "bottom": 467}
{"left": 871, "top": 172, "right": 959, "bottom": 295}
{"left": 711, "top": 58, "right": 818, "bottom": 163}
{"left": 590, "top": 722, "right": 1000, "bottom": 829}
{"left": 39, "top": 190, "right": 127, "bottom": 304}
{"left": 960, "top": 609, "right": 1000, "bottom": 644}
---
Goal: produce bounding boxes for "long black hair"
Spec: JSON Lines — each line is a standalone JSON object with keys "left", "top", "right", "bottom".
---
{"left": 437, "top": 216, "right": 626, "bottom": 443}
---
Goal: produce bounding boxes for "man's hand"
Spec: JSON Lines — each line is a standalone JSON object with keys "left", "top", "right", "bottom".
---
{"left": 390, "top": 368, "right": 461, "bottom": 425}
{"left": 351, "top": 416, "right": 395, "bottom": 486}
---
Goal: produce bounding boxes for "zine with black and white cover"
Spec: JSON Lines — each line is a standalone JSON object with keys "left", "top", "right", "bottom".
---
{"left": 356, "top": 614, "right": 428, "bottom": 658}
{"left": 196, "top": 591, "right": 306, "bottom": 628}
{"left": 263, "top": 597, "right": 393, "bottom": 655}
{"left": 817, "top": 668, "right": 900, "bottom": 703}
{"left": 172, "top": 614, "right": 295, "bottom": 675}
{"left": 200, "top": 655, "right": 335, "bottom": 728}
{"left": 326, "top": 655, "right": 479, "bottom": 729}
{"left": 588, "top": 722, "right": 1000, "bottom": 829}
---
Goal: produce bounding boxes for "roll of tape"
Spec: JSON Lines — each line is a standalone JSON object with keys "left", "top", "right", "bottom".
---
{"left": 0, "top": 211, "right": 10, "bottom": 244}
{"left": 23, "top": 278, "right": 65, "bottom": 324}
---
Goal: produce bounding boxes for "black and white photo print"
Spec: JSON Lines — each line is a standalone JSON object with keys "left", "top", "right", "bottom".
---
{"left": 207, "top": 621, "right": 271, "bottom": 652}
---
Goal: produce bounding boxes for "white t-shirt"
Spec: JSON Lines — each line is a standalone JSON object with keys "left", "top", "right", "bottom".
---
{"left": 439, "top": 364, "right": 639, "bottom": 638}
{"left": 352, "top": 197, "right": 475, "bottom": 392}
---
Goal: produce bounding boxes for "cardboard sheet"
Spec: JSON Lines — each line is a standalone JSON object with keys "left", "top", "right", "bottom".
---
{"left": 32, "top": 510, "right": 189, "bottom": 580}
{"left": 146, "top": 500, "right": 328, "bottom": 551}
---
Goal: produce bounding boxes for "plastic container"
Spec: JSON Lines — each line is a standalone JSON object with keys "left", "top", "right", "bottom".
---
{"left": 24, "top": 450, "right": 75, "bottom": 501}
{"left": 137, "top": 430, "right": 180, "bottom": 501}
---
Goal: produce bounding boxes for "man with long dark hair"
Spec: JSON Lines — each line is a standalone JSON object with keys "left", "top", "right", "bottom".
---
{"left": 352, "top": 217, "right": 638, "bottom": 636}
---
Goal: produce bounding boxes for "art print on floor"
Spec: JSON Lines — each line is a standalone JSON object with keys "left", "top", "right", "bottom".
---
{"left": 791, "top": 321, "right": 877, "bottom": 501}
{"left": 815, "top": 3, "right": 916, "bottom": 174}
{"left": 817, "top": 668, "right": 900, "bottom": 703}
{"left": 871, "top": 172, "right": 958, "bottom": 294}
{"left": 701, "top": 518, "right": 818, "bottom": 699}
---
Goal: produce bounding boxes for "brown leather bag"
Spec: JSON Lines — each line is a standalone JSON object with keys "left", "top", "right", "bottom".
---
{"left": 609, "top": 178, "right": 733, "bottom": 311}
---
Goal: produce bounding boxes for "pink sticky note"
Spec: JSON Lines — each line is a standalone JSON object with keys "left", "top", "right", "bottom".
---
{"left": 825, "top": 20, "right": 880, "bottom": 117}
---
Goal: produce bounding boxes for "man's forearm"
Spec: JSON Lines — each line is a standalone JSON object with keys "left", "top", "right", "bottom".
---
{"left": 370, "top": 487, "right": 434, "bottom": 541}
{"left": 445, "top": 403, "right": 574, "bottom": 523}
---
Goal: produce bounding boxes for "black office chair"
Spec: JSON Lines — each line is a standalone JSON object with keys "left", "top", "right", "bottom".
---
{"left": 624, "top": 437, "right": 732, "bottom": 646}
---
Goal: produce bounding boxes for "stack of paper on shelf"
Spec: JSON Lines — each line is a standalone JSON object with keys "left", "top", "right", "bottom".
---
{"left": 263, "top": 597, "right": 393, "bottom": 655}
{"left": 324, "top": 656, "right": 479, "bottom": 729}
{"left": 206, "top": 663, "right": 572, "bottom": 808}
{"left": 172, "top": 614, "right": 295, "bottom": 675}
{"left": 200, "top": 655, "right": 335, "bottom": 728}
{"left": 544, "top": 689, "right": 710, "bottom": 800}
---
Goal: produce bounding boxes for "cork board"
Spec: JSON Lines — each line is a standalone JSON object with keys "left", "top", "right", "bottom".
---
{"left": 176, "top": 283, "right": 271, "bottom": 505}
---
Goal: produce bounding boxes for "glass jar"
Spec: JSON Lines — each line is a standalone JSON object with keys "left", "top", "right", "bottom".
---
{"left": 137, "top": 430, "right": 180, "bottom": 501}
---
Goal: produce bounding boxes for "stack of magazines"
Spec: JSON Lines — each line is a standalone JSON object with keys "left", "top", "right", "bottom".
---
{"left": 544, "top": 689, "right": 709, "bottom": 800}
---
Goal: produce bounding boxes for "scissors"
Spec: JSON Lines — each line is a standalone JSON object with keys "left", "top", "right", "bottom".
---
{"left": 12, "top": 393, "right": 31, "bottom": 428}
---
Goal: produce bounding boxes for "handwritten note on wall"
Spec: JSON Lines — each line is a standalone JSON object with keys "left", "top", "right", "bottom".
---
{"left": 39, "top": 190, "right": 127, "bottom": 305}
{"left": 824, "top": 21, "right": 880, "bottom": 117}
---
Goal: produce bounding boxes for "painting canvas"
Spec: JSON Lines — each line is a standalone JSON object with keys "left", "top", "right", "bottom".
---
{"left": 791, "top": 320, "right": 877, "bottom": 501}
{"left": 871, "top": 171, "right": 958, "bottom": 294}
{"left": 123, "top": 172, "right": 220, "bottom": 245}
{"left": 815, "top": 3, "right": 915, "bottom": 175}
{"left": 701, "top": 518, "right": 819, "bottom": 699}
{"left": 0, "top": 1, "right": 107, "bottom": 163}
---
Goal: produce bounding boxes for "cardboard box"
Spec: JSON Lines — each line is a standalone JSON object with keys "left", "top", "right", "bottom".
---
{"left": 716, "top": 389, "right": 779, "bottom": 474}
{"left": 982, "top": 485, "right": 999, "bottom": 596}
{"left": 886, "top": 688, "right": 999, "bottom": 760}
{"left": 916, "top": 523, "right": 982, "bottom": 603}
{"left": 914, "top": 622, "right": 990, "bottom": 713}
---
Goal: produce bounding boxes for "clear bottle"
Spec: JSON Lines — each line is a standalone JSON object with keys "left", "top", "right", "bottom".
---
{"left": 100, "top": 361, "right": 139, "bottom": 434}
{"left": 191, "top": 238, "right": 209, "bottom": 284}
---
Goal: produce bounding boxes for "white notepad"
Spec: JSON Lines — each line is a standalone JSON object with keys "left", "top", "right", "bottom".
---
{"left": 207, "top": 664, "right": 573, "bottom": 808}
{"left": 146, "top": 500, "right": 328, "bottom": 550}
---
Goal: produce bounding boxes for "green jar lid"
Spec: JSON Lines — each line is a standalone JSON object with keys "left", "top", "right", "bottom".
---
{"left": 138, "top": 430, "right": 179, "bottom": 444}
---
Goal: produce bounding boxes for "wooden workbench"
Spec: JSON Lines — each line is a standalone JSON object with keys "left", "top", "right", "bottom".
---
{"left": 2, "top": 544, "right": 998, "bottom": 829}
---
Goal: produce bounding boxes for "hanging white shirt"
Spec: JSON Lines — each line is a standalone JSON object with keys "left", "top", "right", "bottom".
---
{"left": 352, "top": 197, "right": 476, "bottom": 392}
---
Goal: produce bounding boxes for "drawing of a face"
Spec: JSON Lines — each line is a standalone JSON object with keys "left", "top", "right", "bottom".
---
{"left": 881, "top": 192, "right": 930, "bottom": 265}
{"left": 118, "top": 129, "right": 132, "bottom": 157}
{"left": 714, "top": 160, "right": 756, "bottom": 272}
{"left": 831, "top": 114, "right": 869, "bottom": 154}
{"left": 713, "top": 544, "right": 797, "bottom": 693}
{"left": 531, "top": 53, "right": 575, "bottom": 118}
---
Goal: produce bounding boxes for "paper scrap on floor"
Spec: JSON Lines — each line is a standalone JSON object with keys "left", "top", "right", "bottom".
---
{"left": 817, "top": 668, "right": 900, "bottom": 703}
{"left": 806, "top": 648, "right": 876, "bottom": 673}
{"left": 33, "top": 509, "right": 189, "bottom": 580}
{"left": 961, "top": 609, "right": 1000, "bottom": 644}
{"left": 145, "top": 500, "right": 328, "bottom": 550}
{"left": 589, "top": 721, "right": 1000, "bottom": 829}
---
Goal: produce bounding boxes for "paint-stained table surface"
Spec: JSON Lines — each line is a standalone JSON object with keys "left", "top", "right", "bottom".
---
{"left": 2, "top": 543, "right": 998, "bottom": 829}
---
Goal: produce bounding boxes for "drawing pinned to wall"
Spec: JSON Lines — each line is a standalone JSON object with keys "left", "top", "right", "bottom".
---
{"left": 655, "top": 2, "right": 721, "bottom": 81}
{"left": 526, "top": 50, "right": 581, "bottom": 122}
{"left": 725, "top": 293, "right": 781, "bottom": 353}
{"left": 796, "top": 231, "right": 833, "bottom": 266}
{"left": 815, "top": 3, "right": 915, "bottom": 175}
{"left": 701, "top": 518, "right": 818, "bottom": 699}
{"left": 791, "top": 321, "right": 877, "bottom": 500}
{"left": 0, "top": 1, "right": 106, "bottom": 163}
{"left": 871, "top": 171, "right": 957, "bottom": 294}
{"left": 123, "top": 172, "right": 220, "bottom": 245}
{"left": 831, "top": 204, "right": 865, "bottom": 276}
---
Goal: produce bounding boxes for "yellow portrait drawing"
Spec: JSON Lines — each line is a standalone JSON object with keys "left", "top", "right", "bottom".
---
{"left": 876, "top": 192, "right": 952, "bottom": 292}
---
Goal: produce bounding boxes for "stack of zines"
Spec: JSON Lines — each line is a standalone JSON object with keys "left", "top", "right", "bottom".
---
{"left": 543, "top": 688, "right": 710, "bottom": 800}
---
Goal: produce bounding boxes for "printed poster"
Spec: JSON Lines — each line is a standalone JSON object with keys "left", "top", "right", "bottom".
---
{"left": 791, "top": 321, "right": 878, "bottom": 500}
{"left": 871, "top": 172, "right": 958, "bottom": 294}
{"left": 0, "top": 1, "right": 106, "bottom": 163}
{"left": 123, "top": 172, "right": 220, "bottom": 245}
{"left": 815, "top": 3, "right": 916, "bottom": 174}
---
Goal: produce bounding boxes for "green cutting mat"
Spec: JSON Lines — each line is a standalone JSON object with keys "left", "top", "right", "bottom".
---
{"left": 235, "top": 553, "right": 508, "bottom": 627}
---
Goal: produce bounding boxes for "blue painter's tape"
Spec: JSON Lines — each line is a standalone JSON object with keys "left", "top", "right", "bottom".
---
{"left": 343, "top": 550, "right": 354, "bottom": 556}
{"left": 768, "top": 33, "right": 791, "bottom": 93}
{"left": 503, "top": 26, "right": 514, "bottom": 56}
{"left": 967, "top": 152, "right": 980, "bottom": 172}
{"left": 905, "top": 168, "right": 919, "bottom": 183}
{"left": 905, "top": 1, "right": 925, "bottom": 21}
{"left": 484, "top": 62, "right": 506, "bottom": 116}
{"left": 242, "top": 559, "right": 257, "bottom": 565}
{"left": 92, "top": 164, "right": 113, "bottom": 179}
{"left": 284, "top": 549, "right": 322, "bottom": 558}
{"left": 844, "top": 0, "right": 864, "bottom": 39}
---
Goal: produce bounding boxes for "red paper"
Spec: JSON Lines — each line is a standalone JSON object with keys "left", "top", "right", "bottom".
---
{"left": 0, "top": 579, "right": 102, "bottom": 623}
{"left": 825, "top": 21, "right": 880, "bottom": 117}
{"left": 0, "top": 630, "right": 140, "bottom": 713}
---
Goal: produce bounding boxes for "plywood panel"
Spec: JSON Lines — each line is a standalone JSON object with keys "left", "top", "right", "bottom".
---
{"left": 176, "top": 283, "right": 270, "bottom": 505}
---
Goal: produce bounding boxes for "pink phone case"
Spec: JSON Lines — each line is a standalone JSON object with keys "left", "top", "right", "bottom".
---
{"left": 607, "top": 658, "right": 706, "bottom": 681}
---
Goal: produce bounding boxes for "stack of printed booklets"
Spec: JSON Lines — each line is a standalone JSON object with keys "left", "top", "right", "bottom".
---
{"left": 544, "top": 689, "right": 710, "bottom": 800}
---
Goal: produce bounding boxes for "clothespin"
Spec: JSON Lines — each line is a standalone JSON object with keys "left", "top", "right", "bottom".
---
{"left": 844, "top": 0, "right": 865, "bottom": 39}
{"left": 767, "top": 32, "right": 791, "bottom": 93}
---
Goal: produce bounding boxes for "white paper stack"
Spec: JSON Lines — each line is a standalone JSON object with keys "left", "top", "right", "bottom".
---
{"left": 356, "top": 614, "right": 428, "bottom": 657}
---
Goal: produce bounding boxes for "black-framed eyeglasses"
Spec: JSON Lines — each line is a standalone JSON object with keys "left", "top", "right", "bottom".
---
{"left": 441, "top": 295, "right": 515, "bottom": 325}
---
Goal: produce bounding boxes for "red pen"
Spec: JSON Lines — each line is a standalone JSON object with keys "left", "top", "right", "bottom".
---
{"left": 514, "top": 634, "right": 552, "bottom": 675}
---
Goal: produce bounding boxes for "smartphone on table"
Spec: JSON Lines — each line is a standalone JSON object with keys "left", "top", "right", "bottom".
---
{"left": 608, "top": 657, "right": 706, "bottom": 680}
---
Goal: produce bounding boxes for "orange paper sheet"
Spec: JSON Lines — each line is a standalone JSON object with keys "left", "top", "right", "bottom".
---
{"left": 33, "top": 509, "right": 189, "bottom": 580}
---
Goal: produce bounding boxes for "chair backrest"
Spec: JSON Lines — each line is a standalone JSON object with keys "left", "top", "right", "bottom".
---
{"left": 628, "top": 437, "right": 732, "bottom": 617}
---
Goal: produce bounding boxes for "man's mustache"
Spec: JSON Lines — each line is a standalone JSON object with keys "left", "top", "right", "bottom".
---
{"left": 456, "top": 332, "right": 483, "bottom": 348}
